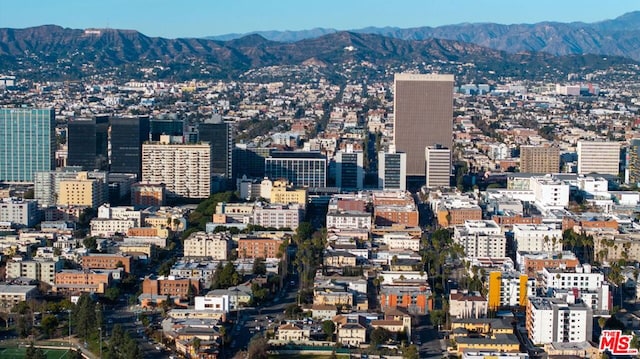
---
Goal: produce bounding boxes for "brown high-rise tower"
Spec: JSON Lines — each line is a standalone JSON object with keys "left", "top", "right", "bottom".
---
{"left": 520, "top": 146, "right": 560, "bottom": 174}
{"left": 393, "top": 73, "right": 454, "bottom": 177}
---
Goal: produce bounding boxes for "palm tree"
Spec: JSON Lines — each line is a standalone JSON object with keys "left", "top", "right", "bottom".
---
{"left": 543, "top": 236, "right": 551, "bottom": 254}
{"left": 609, "top": 264, "right": 625, "bottom": 308}
{"left": 598, "top": 317, "right": 607, "bottom": 334}
{"left": 193, "top": 337, "right": 201, "bottom": 355}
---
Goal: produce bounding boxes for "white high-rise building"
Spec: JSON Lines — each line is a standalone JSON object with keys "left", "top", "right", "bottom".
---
{"left": 529, "top": 175, "right": 570, "bottom": 208}
{"left": 541, "top": 264, "right": 604, "bottom": 292}
{"left": 378, "top": 147, "right": 406, "bottom": 191}
{"left": 142, "top": 142, "right": 211, "bottom": 198}
{"left": 513, "top": 224, "right": 562, "bottom": 253}
{"left": 425, "top": 145, "right": 451, "bottom": 188}
{"left": 577, "top": 141, "right": 620, "bottom": 176}
{"left": 0, "top": 198, "right": 40, "bottom": 228}
{"left": 183, "top": 232, "right": 230, "bottom": 260}
{"left": 527, "top": 297, "right": 593, "bottom": 345}
{"left": 6, "top": 259, "right": 63, "bottom": 285}
{"left": 453, "top": 220, "right": 506, "bottom": 258}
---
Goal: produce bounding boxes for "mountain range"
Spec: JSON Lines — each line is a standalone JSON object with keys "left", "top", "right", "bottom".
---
{"left": 1, "top": 13, "right": 640, "bottom": 81}
{"left": 208, "top": 11, "right": 640, "bottom": 61}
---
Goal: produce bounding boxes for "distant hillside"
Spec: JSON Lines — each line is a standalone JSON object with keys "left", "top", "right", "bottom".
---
{"left": 208, "top": 11, "right": 640, "bottom": 61}
{"left": 208, "top": 27, "right": 338, "bottom": 42}
{"left": 0, "top": 25, "right": 635, "bottom": 81}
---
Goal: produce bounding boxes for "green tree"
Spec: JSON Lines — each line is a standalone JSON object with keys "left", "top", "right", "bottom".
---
{"left": 73, "top": 294, "right": 98, "bottom": 339}
{"left": 402, "top": 344, "right": 419, "bottom": 359}
{"left": 370, "top": 327, "right": 391, "bottom": 347}
{"left": 253, "top": 257, "right": 267, "bottom": 276}
{"left": 295, "top": 222, "right": 314, "bottom": 244}
{"left": 16, "top": 314, "right": 31, "bottom": 338}
{"left": 284, "top": 304, "right": 302, "bottom": 319}
{"left": 41, "top": 314, "right": 59, "bottom": 338}
{"left": 322, "top": 320, "right": 335, "bottom": 341}
{"left": 83, "top": 237, "right": 98, "bottom": 252}
{"left": 211, "top": 261, "right": 241, "bottom": 289}
{"left": 193, "top": 337, "right": 202, "bottom": 354}
{"left": 430, "top": 310, "right": 446, "bottom": 328}
{"left": 104, "top": 287, "right": 121, "bottom": 302}
{"left": 251, "top": 283, "right": 269, "bottom": 305}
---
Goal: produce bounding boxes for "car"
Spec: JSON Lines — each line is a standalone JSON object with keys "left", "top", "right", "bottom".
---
{"left": 155, "top": 346, "right": 161, "bottom": 351}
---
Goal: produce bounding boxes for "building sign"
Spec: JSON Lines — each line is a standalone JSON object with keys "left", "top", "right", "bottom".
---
{"left": 599, "top": 330, "right": 638, "bottom": 356}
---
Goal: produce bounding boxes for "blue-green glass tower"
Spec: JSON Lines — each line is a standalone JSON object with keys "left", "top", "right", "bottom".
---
{"left": 0, "top": 108, "right": 56, "bottom": 182}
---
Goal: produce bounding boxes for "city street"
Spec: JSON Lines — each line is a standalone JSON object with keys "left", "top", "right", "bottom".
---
{"left": 104, "top": 304, "right": 172, "bottom": 359}
{"left": 231, "top": 277, "right": 298, "bottom": 353}
{"left": 413, "top": 315, "right": 447, "bottom": 358}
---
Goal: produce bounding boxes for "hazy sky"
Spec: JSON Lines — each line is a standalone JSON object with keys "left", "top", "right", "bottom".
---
{"left": 1, "top": 0, "right": 638, "bottom": 38}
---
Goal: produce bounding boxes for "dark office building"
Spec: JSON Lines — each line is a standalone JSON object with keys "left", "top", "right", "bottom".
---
{"left": 110, "top": 116, "right": 150, "bottom": 179}
{"left": 335, "top": 151, "right": 364, "bottom": 190}
{"left": 234, "top": 146, "right": 274, "bottom": 179}
{"left": 67, "top": 115, "right": 109, "bottom": 170}
{"left": 198, "top": 119, "right": 233, "bottom": 179}
{"left": 150, "top": 118, "right": 183, "bottom": 141}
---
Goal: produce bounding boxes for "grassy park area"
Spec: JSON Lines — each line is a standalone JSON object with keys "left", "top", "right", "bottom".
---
{"left": 0, "top": 346, "right": 72, "bottom": 359}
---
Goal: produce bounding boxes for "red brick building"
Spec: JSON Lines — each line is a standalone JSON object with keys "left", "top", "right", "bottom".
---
{"left": 142, "top": 276, "right": 200, "bottom": 299}
{"left": 237, "top": 237, "right": 282, "bottom": 259}
{"left": 82, "top": 253, "right": 132, "bottom": 273}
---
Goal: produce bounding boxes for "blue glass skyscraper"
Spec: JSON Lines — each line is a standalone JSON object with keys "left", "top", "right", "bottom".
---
{"left": 0, "top": 108, "right": 55, "bottom": 182}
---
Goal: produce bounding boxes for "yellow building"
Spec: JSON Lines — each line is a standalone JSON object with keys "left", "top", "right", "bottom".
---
{"left": 118, "top": 243, "right": 157, "bottom": 258}
{"left": 455, "top": 334, "right": 521, "bottom": 355}
{"left": 144, "top": 215, "right": 183, "bottom": 232}
{"left": 58, "top": 172, "right": 106, "bottom": 208}
{"left": 270, "top": 179, "right": 307, "bottom": 205}
{"left": 488, "top": 271, "right": 531, "bottom": 310}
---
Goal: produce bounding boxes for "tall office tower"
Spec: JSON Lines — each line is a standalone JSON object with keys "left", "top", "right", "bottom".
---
{"left": 520, "top": 146, "right": 560, "bottom": 174}
{"left": 67, "top": 118, "right": 95, "bottom": 170}
{"left": 393, "top": 73, "right": 454, "bottom": 179}
{"left": 67, "top": 116, "right": 109, "bottom": 170}
{"left": 425, "top": 145, "right": 451, "bottom": 188}
{"left": 141, "top": 142, "right": 212, "bottom": 198}
{"left": 577, "top": 141, "right": 620, "bottom": 176}
{"left": 234, "top": 145, "right": 274, "bottom": 178}
{"left": 628, "top": 139, "right": 640, "bottom": 185}
{"left": 95, "top": 115, "right": 109, "bottom": 169}
{"left": 265, "top": 151, "right": 327, "bottom": 188}
{"left": 0, "top": 108, "right": 55, "bottom": 183}
{"left": 150, "top": 118, "right": 183, "bottom": 141}
{"left": 110, "top": 116, "right": 150, "bottom": 179}
{"left": 335, "top": 149, "right": 364, "bottom": 191}
{"left": 198, "top": 118, "right": 233, "bottom": 190}
{"left": 378, "top": 147, "right": 407, "bottom": 191}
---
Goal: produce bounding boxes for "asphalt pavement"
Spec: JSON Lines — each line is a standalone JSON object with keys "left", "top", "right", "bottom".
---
{"left": 231, "top": 280, "right": 298, "bottom": 354}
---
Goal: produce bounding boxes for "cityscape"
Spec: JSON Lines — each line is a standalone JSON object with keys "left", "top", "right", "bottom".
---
{"left": 4, "top": 5, "right": 640, "bottom": 359}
